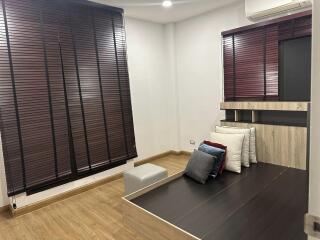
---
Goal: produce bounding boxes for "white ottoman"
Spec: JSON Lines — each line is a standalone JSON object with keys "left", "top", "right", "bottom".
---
{"left": 124, "top": 163, "right": 168, "bottom": 195}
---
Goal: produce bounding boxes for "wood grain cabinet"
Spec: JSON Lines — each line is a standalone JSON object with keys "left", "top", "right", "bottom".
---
{"left": 220, "top": 102, "right": 309, "bottom": 170}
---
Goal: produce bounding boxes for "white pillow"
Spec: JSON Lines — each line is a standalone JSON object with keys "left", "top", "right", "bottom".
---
{"left": 215, "top": 126, "right": 250, "bottom": 168}
{"left": 220, "top": 126, "right": 258, "bottom": 164}
{"left": 210, "top": 132, "right": 244, "bottom": 173}
{"left": 249, "top": 127, "right": 257, "bottom": 163}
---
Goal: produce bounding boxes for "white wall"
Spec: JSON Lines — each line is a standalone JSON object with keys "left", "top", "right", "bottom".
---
{"left": 125, "top": 18, "right": 179, "bottom": 157}
{"left": 309, "top": 0, "right": 320, "bottom": 239}
{"left": 0, "top": 135, "right": 9, "bottom": 207}
{"left": 0, "top": 17, "right": 178, "bottom": 208}
{"left": 164, "top": 23, "right": 180, "bottom": 151}
{"left": 174, "top": 1, "right": 251, "bottom": 151}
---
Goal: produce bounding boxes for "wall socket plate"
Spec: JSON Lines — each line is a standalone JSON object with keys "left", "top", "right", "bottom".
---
{"left": 305, "top": 214, "right": 320, "bottom": 239}
{"left": 189, "top": 140, "right": 196, "bottom": 145}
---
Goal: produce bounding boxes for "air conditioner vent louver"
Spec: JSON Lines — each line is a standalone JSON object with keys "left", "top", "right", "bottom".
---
{"left": 246, "top": 0, "right": 312, "bottom": 21}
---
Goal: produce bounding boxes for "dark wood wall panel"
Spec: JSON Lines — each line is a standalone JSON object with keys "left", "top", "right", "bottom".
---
{"left": 0, "top": 0, "right": 136, "bottom": 197}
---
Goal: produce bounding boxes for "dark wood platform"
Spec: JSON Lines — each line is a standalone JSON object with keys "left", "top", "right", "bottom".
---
{"left": 131, "top": 163, "right": 308, "bottom": 240}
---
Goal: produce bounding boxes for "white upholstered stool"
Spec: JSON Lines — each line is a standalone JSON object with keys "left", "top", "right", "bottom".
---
{"left": 123, "top": 163, "right": 168, "bottom": 195}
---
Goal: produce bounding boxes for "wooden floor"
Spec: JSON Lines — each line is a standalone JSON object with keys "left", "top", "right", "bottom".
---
{"left": 132, "top": 163, "right": 308, "bottom": 240}
{"left": 0, "top": 154, "right": 189, "bottom": 240}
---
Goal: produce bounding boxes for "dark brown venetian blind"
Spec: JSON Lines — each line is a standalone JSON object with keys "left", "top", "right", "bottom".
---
{"left": 224, "top": 25, "right": 279, "bottom": 101}
{"left": 69, "top": 2, "right": 110, "bottom": 172}
{"left": 0, "top": 0, "right": 72, "bottom": 195}
{"left": 279, "top": 15, "right": 312, "bottom": 40}
{"left": 0, "top": 0, "right": 136, "bottom": 197}
{"left": 223, "top": 13, "right": 311, "bottom": 101}
{"left": 223, "top": 35, "right": 235, "bottom": 101}
{"left": 112, "top": 12, "right": 137, "bottom": 158}
{"left": 94, "top": 9, "right": 126, "bottom": 162}
{"left": 234, "top": 28, "right": 265, "bottom": 100}
{"left": 39, "top": 0, "right": 74, "bottom": 184}
{"left": 265, "top": 25, "right": 279, "bottom": 99}
{"left": 0, "top": 0, "right": 25, "bottom": 195}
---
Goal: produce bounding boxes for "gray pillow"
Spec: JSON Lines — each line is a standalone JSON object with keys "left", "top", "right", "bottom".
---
{"left": 185, "top": 150, "right": 217, "bottom": 184}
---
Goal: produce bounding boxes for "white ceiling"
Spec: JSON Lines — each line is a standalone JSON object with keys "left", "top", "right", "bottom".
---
{"left": 90, "top": 0, "right": 242, "bottom": 23}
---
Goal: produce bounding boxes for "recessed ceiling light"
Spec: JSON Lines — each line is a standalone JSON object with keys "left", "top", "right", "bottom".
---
{"left": 162, "top": 0, "right": 173, "bottom": 8}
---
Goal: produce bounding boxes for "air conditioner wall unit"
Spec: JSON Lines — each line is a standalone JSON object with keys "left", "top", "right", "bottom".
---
{"left": 245, "top": 0, "right": 312, "bottom": 21}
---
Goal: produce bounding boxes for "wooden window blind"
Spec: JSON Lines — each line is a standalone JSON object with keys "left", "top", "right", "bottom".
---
{"left": 69, "top": 3, "right": 111, "bottom": 172}
{"left": 265, "top": 25, "right": 279, "bottom": 99}
{"left": 234, "top": 28, "right": 265, "bottom": 100}
{"left": 223, "top": 13, "right": 311, "bottom": 101}
{"left": 224, "top": 26, "right": 279, "bottom": 101}
{"left": 223, "top": 35, "right": 235, "bottom": 101}
{"left": 0, "top": 0, "right": 136, "bottom": 197}
{"left": 112, "top": 12, "right": 137, "bottom": 159}
{"left": 279, "top": 15, "right": 312, "bottom": 41}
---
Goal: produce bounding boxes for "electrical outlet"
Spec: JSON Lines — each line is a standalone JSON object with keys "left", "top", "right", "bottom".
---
{"left": 305, "top": 214, "right": 320, "bottom": 238}
{"left": 189, "top": 140, "right": 196, "bottom": 145}
{"left": 314, "top": 222, "right": 320, "bottom": 232}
